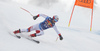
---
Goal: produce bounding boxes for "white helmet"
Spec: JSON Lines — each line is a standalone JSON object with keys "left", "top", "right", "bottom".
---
{"left": 53, "top": 15, "right": 59, "bottom": 22}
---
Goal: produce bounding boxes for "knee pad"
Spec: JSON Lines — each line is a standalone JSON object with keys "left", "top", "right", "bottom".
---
{"left": 36, "top": 30, "right": 40, "bottom": 33}
{"left": 35, "top": 30, "right": 44, "bottom": 36}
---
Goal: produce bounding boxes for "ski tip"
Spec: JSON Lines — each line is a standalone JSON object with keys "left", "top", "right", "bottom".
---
{"left": 16, "top": 35, "right": 21, "bottom": 39}
{"left": 36, "top": 41, "right": 40, "bottom": 44}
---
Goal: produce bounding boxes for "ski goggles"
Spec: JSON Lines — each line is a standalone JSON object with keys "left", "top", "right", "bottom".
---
{"left": 54, "top": 19, "right": 58, "bottom": 22}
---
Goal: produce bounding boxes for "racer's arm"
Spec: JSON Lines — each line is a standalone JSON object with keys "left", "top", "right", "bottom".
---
{"left": 53, "top": 25, "right": 63, "bottom": 40}
{"left": 33, "top": 14, "right": 48, "bottom": 20}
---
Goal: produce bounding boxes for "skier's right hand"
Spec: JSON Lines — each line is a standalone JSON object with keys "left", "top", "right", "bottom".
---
{"left": 59, "top": 34, "right": 63, "bottom": 40}
{"left": 33, "top": 14, "right": 39, "bottom": 20}
{"left": 33, "top": 16, "right": 38, "bottom": 20}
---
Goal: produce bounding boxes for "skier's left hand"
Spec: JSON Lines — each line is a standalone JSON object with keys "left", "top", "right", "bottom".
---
{"left": 33, "top": 16, "right": 38, "bottom": 20}
{"left": 59, "top": 34, "right": 63, "bottom": 40}
{"left": 33, "top": 14, "right": 39, "bottom": 20}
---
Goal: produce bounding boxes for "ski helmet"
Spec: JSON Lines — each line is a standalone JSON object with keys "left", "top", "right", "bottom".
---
{"left": 53, "top": 15, "right": 59, "bottom": 22}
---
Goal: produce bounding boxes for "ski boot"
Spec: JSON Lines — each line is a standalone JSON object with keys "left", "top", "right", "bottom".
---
{"left": 13, "top": 29, "right": 21, "bottom": 34}
{"left": 30, "top": 33, "right": 36, "bottom": 37}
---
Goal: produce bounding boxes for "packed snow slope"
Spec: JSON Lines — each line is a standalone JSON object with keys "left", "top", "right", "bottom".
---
{"left": 0, "top": 0, "right": 100, "bottom": 51}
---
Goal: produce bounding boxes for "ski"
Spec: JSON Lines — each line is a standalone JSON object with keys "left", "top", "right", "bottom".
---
{"left": 19, "top": 33, "right": 40, "bottom": 44}
{"left": 25, "top": 37, "right": 40, "bottom": 44}
{"left": 8, "top": 32, "right": 21, "bottom": 39}
{"left": 15, "top": 35, "right": 21, "bottom": 39}
{"left": 8, "top": 32, "right": 40, "bottom": 44}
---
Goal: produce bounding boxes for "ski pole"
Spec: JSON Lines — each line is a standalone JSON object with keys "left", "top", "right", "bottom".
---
{"left": 56, "top": 37, "right": 59, "bottom": 41}
{"left": 20, "top": 7, "right": 33, "bottom": 16}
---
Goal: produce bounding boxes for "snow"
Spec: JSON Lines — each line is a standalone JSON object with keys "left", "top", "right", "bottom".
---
{"left": 0, "top": 0, "right": 100, "bottom": 51}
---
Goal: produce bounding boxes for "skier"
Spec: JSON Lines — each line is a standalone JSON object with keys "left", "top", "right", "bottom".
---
{"left": 13, "top": 14, "right": 63, "bottom": 40}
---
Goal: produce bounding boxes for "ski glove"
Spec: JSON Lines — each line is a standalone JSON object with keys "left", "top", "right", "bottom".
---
{"left": 33, "top": 16, "right": 38, "bottom": 20}
{"left": 59, "top": 34, "right": 63, "bottom": 40}
{"left": 33, "top": 14, "right": 39, "bottom": 20}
